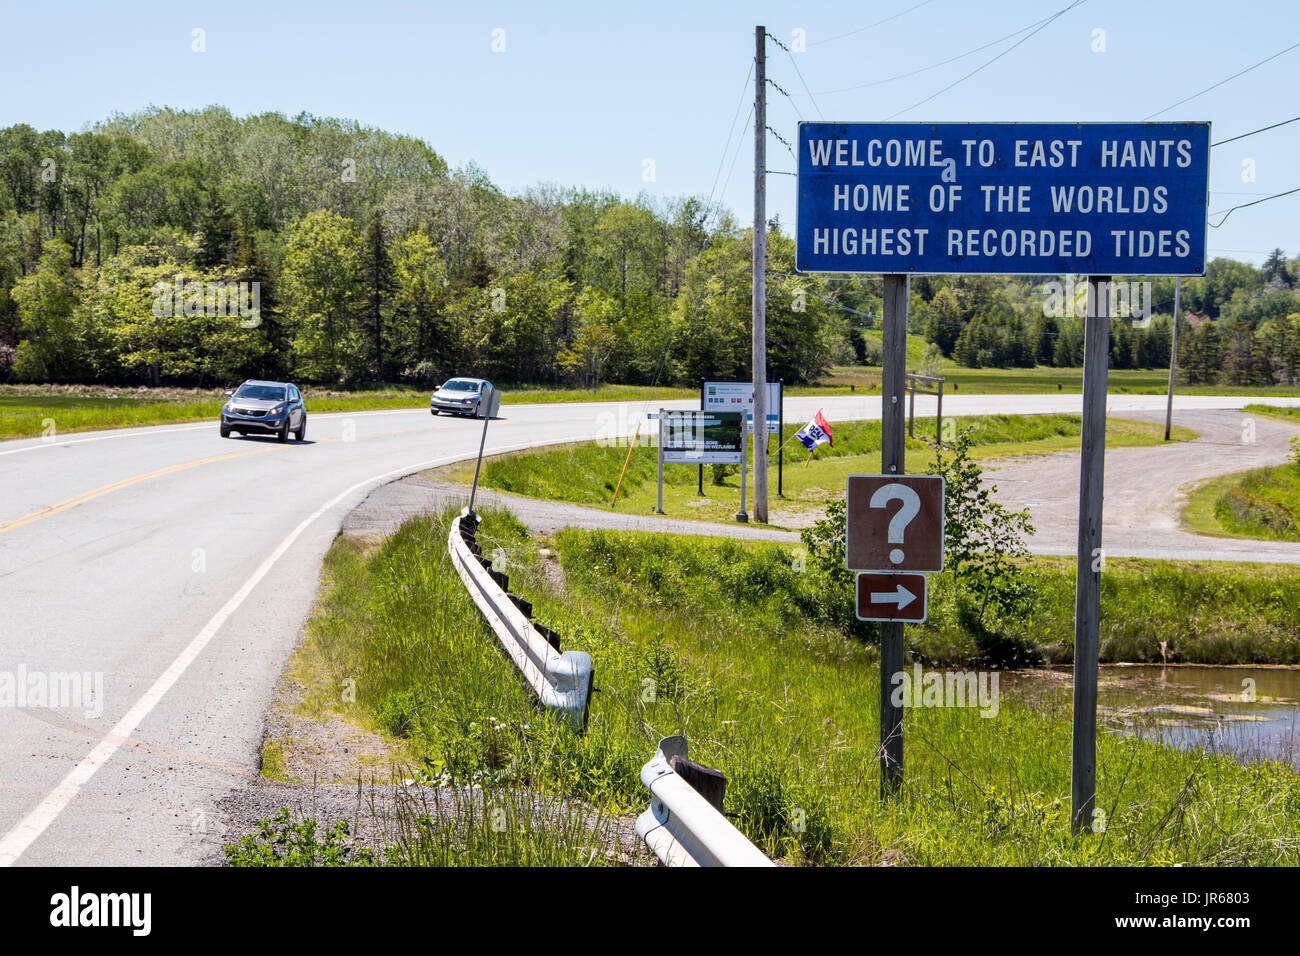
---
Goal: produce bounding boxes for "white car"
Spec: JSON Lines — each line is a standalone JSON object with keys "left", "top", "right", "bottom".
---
{"left": 430, "top": 378, "right": 494, "bottom": 417}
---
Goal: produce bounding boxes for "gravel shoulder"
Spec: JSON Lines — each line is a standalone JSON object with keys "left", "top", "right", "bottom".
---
{"left": 983, "top": 408, "right": 1300, "bottom": 563}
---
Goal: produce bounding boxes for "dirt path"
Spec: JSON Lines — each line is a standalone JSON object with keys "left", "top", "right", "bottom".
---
{"left": 983, "top": 408, "right": 1300, "bottom": 563}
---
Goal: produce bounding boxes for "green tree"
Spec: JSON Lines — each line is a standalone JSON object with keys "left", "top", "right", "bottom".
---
{"left": 926, "top": 286, "right": 963, "bottom": 357}
{"left": 358, "top": 212, "right": 393, "bottom": 379}
{"left": 1180, "top": 320, "right": 1222, "bottom": 385}
{"left": 11, "top": 239, "right": 85, "bottom": 381}
{"left": 282, "top": 210, "right": 361, "bottom": 382}
{"left": 557, "top": 287, "right": 618, "bottom": 387}
{"left": 392, "top": 228, "right": 452, "bottom": 382}
{"left": 927, "top": 436, "right": 1035, "bottom": 627}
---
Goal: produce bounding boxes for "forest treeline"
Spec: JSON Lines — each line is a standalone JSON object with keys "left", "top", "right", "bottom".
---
{"left": 1, "top": 107, "right": 1296, "bottom": 389}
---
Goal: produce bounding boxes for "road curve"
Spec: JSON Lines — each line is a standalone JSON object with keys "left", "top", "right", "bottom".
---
{"left": 1, "top": 391, "right": 1297, "bottom": 866}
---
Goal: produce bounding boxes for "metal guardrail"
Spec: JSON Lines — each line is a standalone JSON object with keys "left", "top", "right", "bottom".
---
{"left": 636, "top": 735, "right": 775, "bottom": 867}
{"left": 448, "top": 507, "right": 593, "bottom": 731}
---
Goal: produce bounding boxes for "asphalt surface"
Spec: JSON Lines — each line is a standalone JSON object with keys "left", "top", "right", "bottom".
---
{"left": 1, "top": 391, "right": 1298, "bottom": 866}
{"left": 985, "top": 407, "right": 1300, "bottom": 563}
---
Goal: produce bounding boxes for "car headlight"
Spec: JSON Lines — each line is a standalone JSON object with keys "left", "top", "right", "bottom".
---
{"left": 271, "top": 403, "right": 286, "bottom": 415}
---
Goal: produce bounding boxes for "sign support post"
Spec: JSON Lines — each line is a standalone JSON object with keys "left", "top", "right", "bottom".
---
{"left": 880, "top": 273, "right": 908, "bottom": 796}
{"left": 1164, "top": 277, "right": 1182, "bottom": 442}
{"left": 467, "top": 384, "right": 494, "bottom": 517}
{"left": 656, "top": 409, "right": 665, "bottom": 515}
{"left": 698, "top": 380, "right": 705, "bottom": 494}
{"left": 735, "top": 425, "right": 749, "bottom": 522}
{"left": 777, "top": 379, "right": 784, "bottom": 498}
{"left": 1071, "top": 276, "right": 1110, "bottom": 832}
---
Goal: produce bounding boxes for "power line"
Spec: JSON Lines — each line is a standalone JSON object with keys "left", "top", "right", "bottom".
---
{"left": 815, "top": 7, "right": 1068, "bottom": 96}
{"left": 706, "top": 60, "right": 755, "bottom": 217}
{"left": 718, "top": 105, "right": 753, "bottom": 209}
{"left": 1209, "top": 186, "right": 1300, "bottom": 227}
{"left": 1144, "top": 40, "right": 1300, "bottom": 119}
{"left": 1211, "top": 114, "right": 1300, "bottom": 147}
{"left": 812, "top": 0, "right": 935, "bottom": 46}
{"left": 779, "top": 43, "right": 824, "bottom": 119}
{"left": 884, "top": 0, "right": 1086, "bottom": 120}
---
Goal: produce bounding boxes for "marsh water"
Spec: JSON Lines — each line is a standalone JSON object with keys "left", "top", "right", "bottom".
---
{"left": 1000, "top": 665, "right": 1300, "bottom": 768}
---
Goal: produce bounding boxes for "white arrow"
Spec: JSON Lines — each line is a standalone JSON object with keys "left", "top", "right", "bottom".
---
{"left": 871, "top": 584, "right": 917, "bottom": 610}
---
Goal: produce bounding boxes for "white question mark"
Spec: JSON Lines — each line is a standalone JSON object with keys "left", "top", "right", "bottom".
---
{"left": 870, "top": 483, "right": 921, "bottom": 565}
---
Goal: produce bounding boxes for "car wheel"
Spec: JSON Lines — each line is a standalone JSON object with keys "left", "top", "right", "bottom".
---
{"left": 278, "top": 420, "right": 289, "bottom": 443}
{"left": 220, "top": 424, "right": 230, "bottom": 438}
{"left": 296, "top": 417, "right": 307, "bottom": 441}
{"left": 431, "top": 409, "right": 439, "bottom": 415}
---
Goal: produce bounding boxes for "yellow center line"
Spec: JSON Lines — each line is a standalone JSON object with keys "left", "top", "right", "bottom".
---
{"left": 0, "top": 447, "right": 275, "bottom": 535}
{"left": 0, "top": 425, "right": 430, "bottom": 536}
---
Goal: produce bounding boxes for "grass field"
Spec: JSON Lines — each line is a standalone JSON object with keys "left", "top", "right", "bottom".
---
{"left": 235, "top": 508, "right": 1300, "bottom": 865}
{"left": 1244, "top": 403, "right": 1300, "bottom": 424}
{"left": 1180, "top": 406, "right": 1300, "bottom": 541}
{"left": 1183, "top": 465, "right": 1300, "bottom": 542}
{"left": 448, "top": 413, "right": 1195, "bottom": 528}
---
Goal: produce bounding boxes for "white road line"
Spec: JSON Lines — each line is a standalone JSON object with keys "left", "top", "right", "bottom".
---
{"left": 0, "top": 453, "right": 450, "bottom": 866}
{"left": 0, "top": 424, "right": 211, "bottom": 457}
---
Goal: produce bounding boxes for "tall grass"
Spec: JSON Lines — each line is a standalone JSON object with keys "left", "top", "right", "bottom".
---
{"left": 272, "top": 507, "right": 1300, "bottom": 865}
{"left": 1210, "top": 465, "right": 1300, "bottom": 541}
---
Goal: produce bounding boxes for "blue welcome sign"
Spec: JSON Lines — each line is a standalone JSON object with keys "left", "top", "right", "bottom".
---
{"left": 796, "top": 121, "right": 1210, "bottom": 276}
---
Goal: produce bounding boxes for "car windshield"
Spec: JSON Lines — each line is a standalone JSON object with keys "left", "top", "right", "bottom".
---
{"left": 234, "top": 384, "right": 286, "bottom": 401}
{"left": 442, "top": 380, "right": 481, "bottom": 392}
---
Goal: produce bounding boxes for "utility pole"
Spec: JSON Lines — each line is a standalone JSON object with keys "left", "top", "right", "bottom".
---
{"left": 752, "top": 24, "right": 768, "bottom": 524}
{"left": 1164, "top": 277, "right": 1182, "bottom": 441}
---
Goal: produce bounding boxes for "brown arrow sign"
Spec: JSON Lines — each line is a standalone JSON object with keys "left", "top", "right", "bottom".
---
{"left": 856, "top": 572, "right": 928, "bottom": 623}
{"left": 846, "top": 474, "right": 945, "bottom": 572}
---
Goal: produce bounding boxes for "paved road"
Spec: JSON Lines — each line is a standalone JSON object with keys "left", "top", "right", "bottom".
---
{"left": 1, "top": 391, "right": 1297, "bottom": 866}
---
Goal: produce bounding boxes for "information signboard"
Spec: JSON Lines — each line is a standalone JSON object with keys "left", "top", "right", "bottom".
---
{"left": 796, "top": 121, "right": 1210, "bottom": 276}
{"left": 703, "top": 381, "right": 782, "bottom": 434}
{"left": 846, "top": 475, "right": 946, "bottom": 573}
{"left": 856, "top": 572, "right": 929, "bottom": 623}
{"left": 661, "top": 410, "right": 745, "bottom": 464}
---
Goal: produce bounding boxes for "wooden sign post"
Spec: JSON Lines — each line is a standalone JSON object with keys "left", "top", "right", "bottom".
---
{"left": 879, "top": 273, "right": 908, "bottom": 795}
{"left": 1070, "top": 277, "right": 1110, "bottom": 832}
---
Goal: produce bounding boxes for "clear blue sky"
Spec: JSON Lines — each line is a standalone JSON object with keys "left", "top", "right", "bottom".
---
{"left": 2, "top": 0, "right": 1297, "bottom": 265}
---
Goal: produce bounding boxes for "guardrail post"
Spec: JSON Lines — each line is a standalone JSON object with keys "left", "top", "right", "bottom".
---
{"left": 907, "top": 373, "right": 916, "bottom": 438}
{"left": 936, "top": 377, "right": 944, "bottom": 447}
{"left": 636, "top": 736, "right": 774, "bottom": 867}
